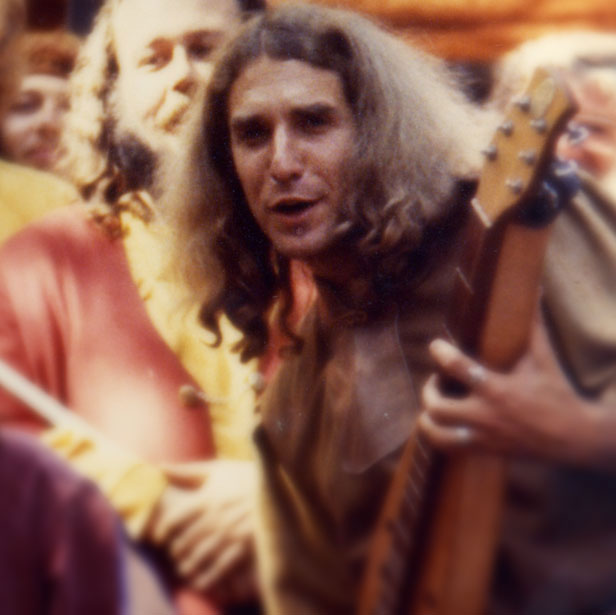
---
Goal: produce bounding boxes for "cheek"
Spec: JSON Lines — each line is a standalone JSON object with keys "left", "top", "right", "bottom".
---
{"left": 194, "top": 63, "right": 214, "bottom": 88}
{"left": 1, "top": 114, "right": 31, "bottom": 148}
{"left": 232, "top": 150, "right": 261, "bottom": 201}
{"left": 116, "top": 74, "right": 163, "bottom": 121}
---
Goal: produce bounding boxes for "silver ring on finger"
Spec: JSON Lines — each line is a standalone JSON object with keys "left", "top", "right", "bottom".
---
{"left": 468, "top": 364, "right": 487, "bottom": 387}
{"left": 454, "top": 426, "right": 472, "bottom": 444}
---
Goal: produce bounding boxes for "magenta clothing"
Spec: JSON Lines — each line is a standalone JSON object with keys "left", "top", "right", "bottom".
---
{"left": 0, "top": 428, "right": 129, "bottom": 615}
{"left": 0, "top": 206, "right": 215, "bottom": 462}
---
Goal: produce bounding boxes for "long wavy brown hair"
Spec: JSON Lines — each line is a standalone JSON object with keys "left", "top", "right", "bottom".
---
{"left": 176, "top": 3, "right": 494, "bottom": 361}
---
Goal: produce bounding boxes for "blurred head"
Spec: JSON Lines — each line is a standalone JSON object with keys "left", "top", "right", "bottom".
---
{"left": 0, "top": 30, "right": 80, "bottom": 170}
{"left": 61, "top": 0, "right": 264, "bottom": 210}
{"left": 492, "top": 31, "right": 616, "bottom": 182}
{"left": 182, "top": 3, "right": 490, "bottom": 360}
{"left": 556, "top": 68, "right": 616, "bottom": 181}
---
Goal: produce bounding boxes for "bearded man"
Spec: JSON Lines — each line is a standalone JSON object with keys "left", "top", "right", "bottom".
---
{"left": 0, "top": 0, "right": 267, "bottom": 613}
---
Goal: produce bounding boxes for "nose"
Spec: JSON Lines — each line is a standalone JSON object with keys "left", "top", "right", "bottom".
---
{"left": 270, "top": 126, "right": 303, "bottom": 184}
{"left": 170, "top": 45, "right": 197, "bottom": 96}
{"left": 35, "top": 100, "right": 61, "bottom": 140}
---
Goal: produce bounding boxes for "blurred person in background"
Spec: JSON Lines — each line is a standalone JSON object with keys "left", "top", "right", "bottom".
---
{"left": 493, "top": 30, "right": 616, "bottom": 193}
{"left": 0, "top": 0, "right": 271, "bottom": 613}
{"left": 0, "top": 28, "right": 79, "bottom": 242}
{"left": 1, "top": 29, "right": 80, "bottom": 172}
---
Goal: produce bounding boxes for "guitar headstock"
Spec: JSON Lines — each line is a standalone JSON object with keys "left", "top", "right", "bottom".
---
{"left": 474, "top": 67, "right": 577, "bottom": 224}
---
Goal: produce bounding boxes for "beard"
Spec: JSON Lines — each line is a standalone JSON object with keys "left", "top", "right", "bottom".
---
{"left": 106, "top": 114, "right": 206, "bottom": 222}
{"left": 108, "top": 129, "right": 160, "bottom": 197}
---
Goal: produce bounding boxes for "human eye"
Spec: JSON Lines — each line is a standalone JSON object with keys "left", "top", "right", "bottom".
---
{"left": 296, "top": 107, "right": 334, "bottom": 135}
{"left": 139, "top": 44, "right": 171, "bottom": 70}
{"left": 9, "top": 92, "right": 41, "bottom": 114}
{"left": 188, "top": 41, "right": 214, "bottom": 60}
{"left": 232, "top": 119, "right": 270, "bottom": 148}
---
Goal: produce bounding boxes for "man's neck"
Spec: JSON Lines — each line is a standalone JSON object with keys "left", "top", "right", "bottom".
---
{"left": 308, "top": 247, "right": 375, "bottom": 324}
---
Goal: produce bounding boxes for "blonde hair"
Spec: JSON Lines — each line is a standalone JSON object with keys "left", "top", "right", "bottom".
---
{"left": 59, "top": 0, "right": 266, "bottom": 223}
{"left": 58, "top": 1, "right": 117, "bottom": 199}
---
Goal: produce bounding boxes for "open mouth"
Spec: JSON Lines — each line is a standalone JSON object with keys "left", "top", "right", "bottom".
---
{"left": 272, "top": 199, "right": 317, "bottom": 215}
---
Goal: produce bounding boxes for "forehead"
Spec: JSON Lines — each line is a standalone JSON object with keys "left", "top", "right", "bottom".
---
{"left": 18, "top": 74, "right": 68, "bottom": 96}
{"left": 229, "top": 57, "right": 349, "bottom": 116}
{"left": 112, "top": 0, "right": 241, "bottom": 55}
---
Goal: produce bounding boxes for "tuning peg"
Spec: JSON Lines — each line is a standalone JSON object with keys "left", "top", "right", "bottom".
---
{"left": 498, "top": 120, "right": 514, "bottom": 136}
{"left": 505, "top": 178, "right": 524, "bottom": 194}
{"left": 530, "top": 118, "right": 547, "bottom": 133}
{"left": 481, "top": 144, "right": 498, "bottom": 160}
{"left": 518, "top": 150, "right": 537, "bottom": 165}
{"left": 513, "top": 95, "right": 531, "bottom": 112}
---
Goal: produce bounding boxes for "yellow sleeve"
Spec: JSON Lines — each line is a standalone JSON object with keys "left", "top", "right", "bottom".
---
{"left": 40, "top": 426, "right": 167, "bottom": 540}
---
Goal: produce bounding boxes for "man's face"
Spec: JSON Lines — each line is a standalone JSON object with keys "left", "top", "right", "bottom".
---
{"left": 111, "top": 0, "right": 241, "bottom": 153}
{"left": 228, "top": 57, "right": 357, "bottom": 267}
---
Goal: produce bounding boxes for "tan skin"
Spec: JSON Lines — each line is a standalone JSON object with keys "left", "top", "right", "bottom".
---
{"left": 149, "top": 459, "right": 257, "bottom": 602}
{"left": 419, "top": 313, "right": 616, "bottom": 471}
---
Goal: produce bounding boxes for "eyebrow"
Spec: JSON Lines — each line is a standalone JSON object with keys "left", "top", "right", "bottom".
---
{"left": 230, "top": 115, "right": 262, "bottom": 134}
{"left": 183, "top": 30, "right": 226, "bottom": 44}
{"left": 292, "top": 102, "right": 338, "bottom": 118}
{"left": 145, "top": 30, "right": 225, "bottom": 51}
{"left": 231, "top": 102, "right": 339, "bottom": 124}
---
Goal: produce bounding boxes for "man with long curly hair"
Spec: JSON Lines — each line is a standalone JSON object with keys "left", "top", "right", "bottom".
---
{"left": 175, "top": 4, "right": 616, "bottom": 614}
{"left": 0, "top": 0, "right": 267, "bottom": 613}
{"left": 174, "top": 4, "right": 490, "bottom": 613}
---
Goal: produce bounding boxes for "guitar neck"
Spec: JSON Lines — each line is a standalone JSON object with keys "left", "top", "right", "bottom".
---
{"left": 359, "top": 68, "right": 577, "bottom": 615}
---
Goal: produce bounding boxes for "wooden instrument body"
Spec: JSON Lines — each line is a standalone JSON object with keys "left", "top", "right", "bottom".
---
{"left": 359, "top": 69, "right": 577, "bottom": 615}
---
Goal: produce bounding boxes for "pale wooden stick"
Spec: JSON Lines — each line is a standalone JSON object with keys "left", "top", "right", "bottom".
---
{"left": 0, "top": 357, "right": 118, "bottom": 450}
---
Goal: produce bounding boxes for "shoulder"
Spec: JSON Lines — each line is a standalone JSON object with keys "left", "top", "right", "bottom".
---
{"left": 1, "top": 205, "right": 114, "bottom": 265}
{"left": 0, "top": 160, "right": 78, "bottom": 199}
{"left": 0, "top": 161, "right": 79, "bottom": 235}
